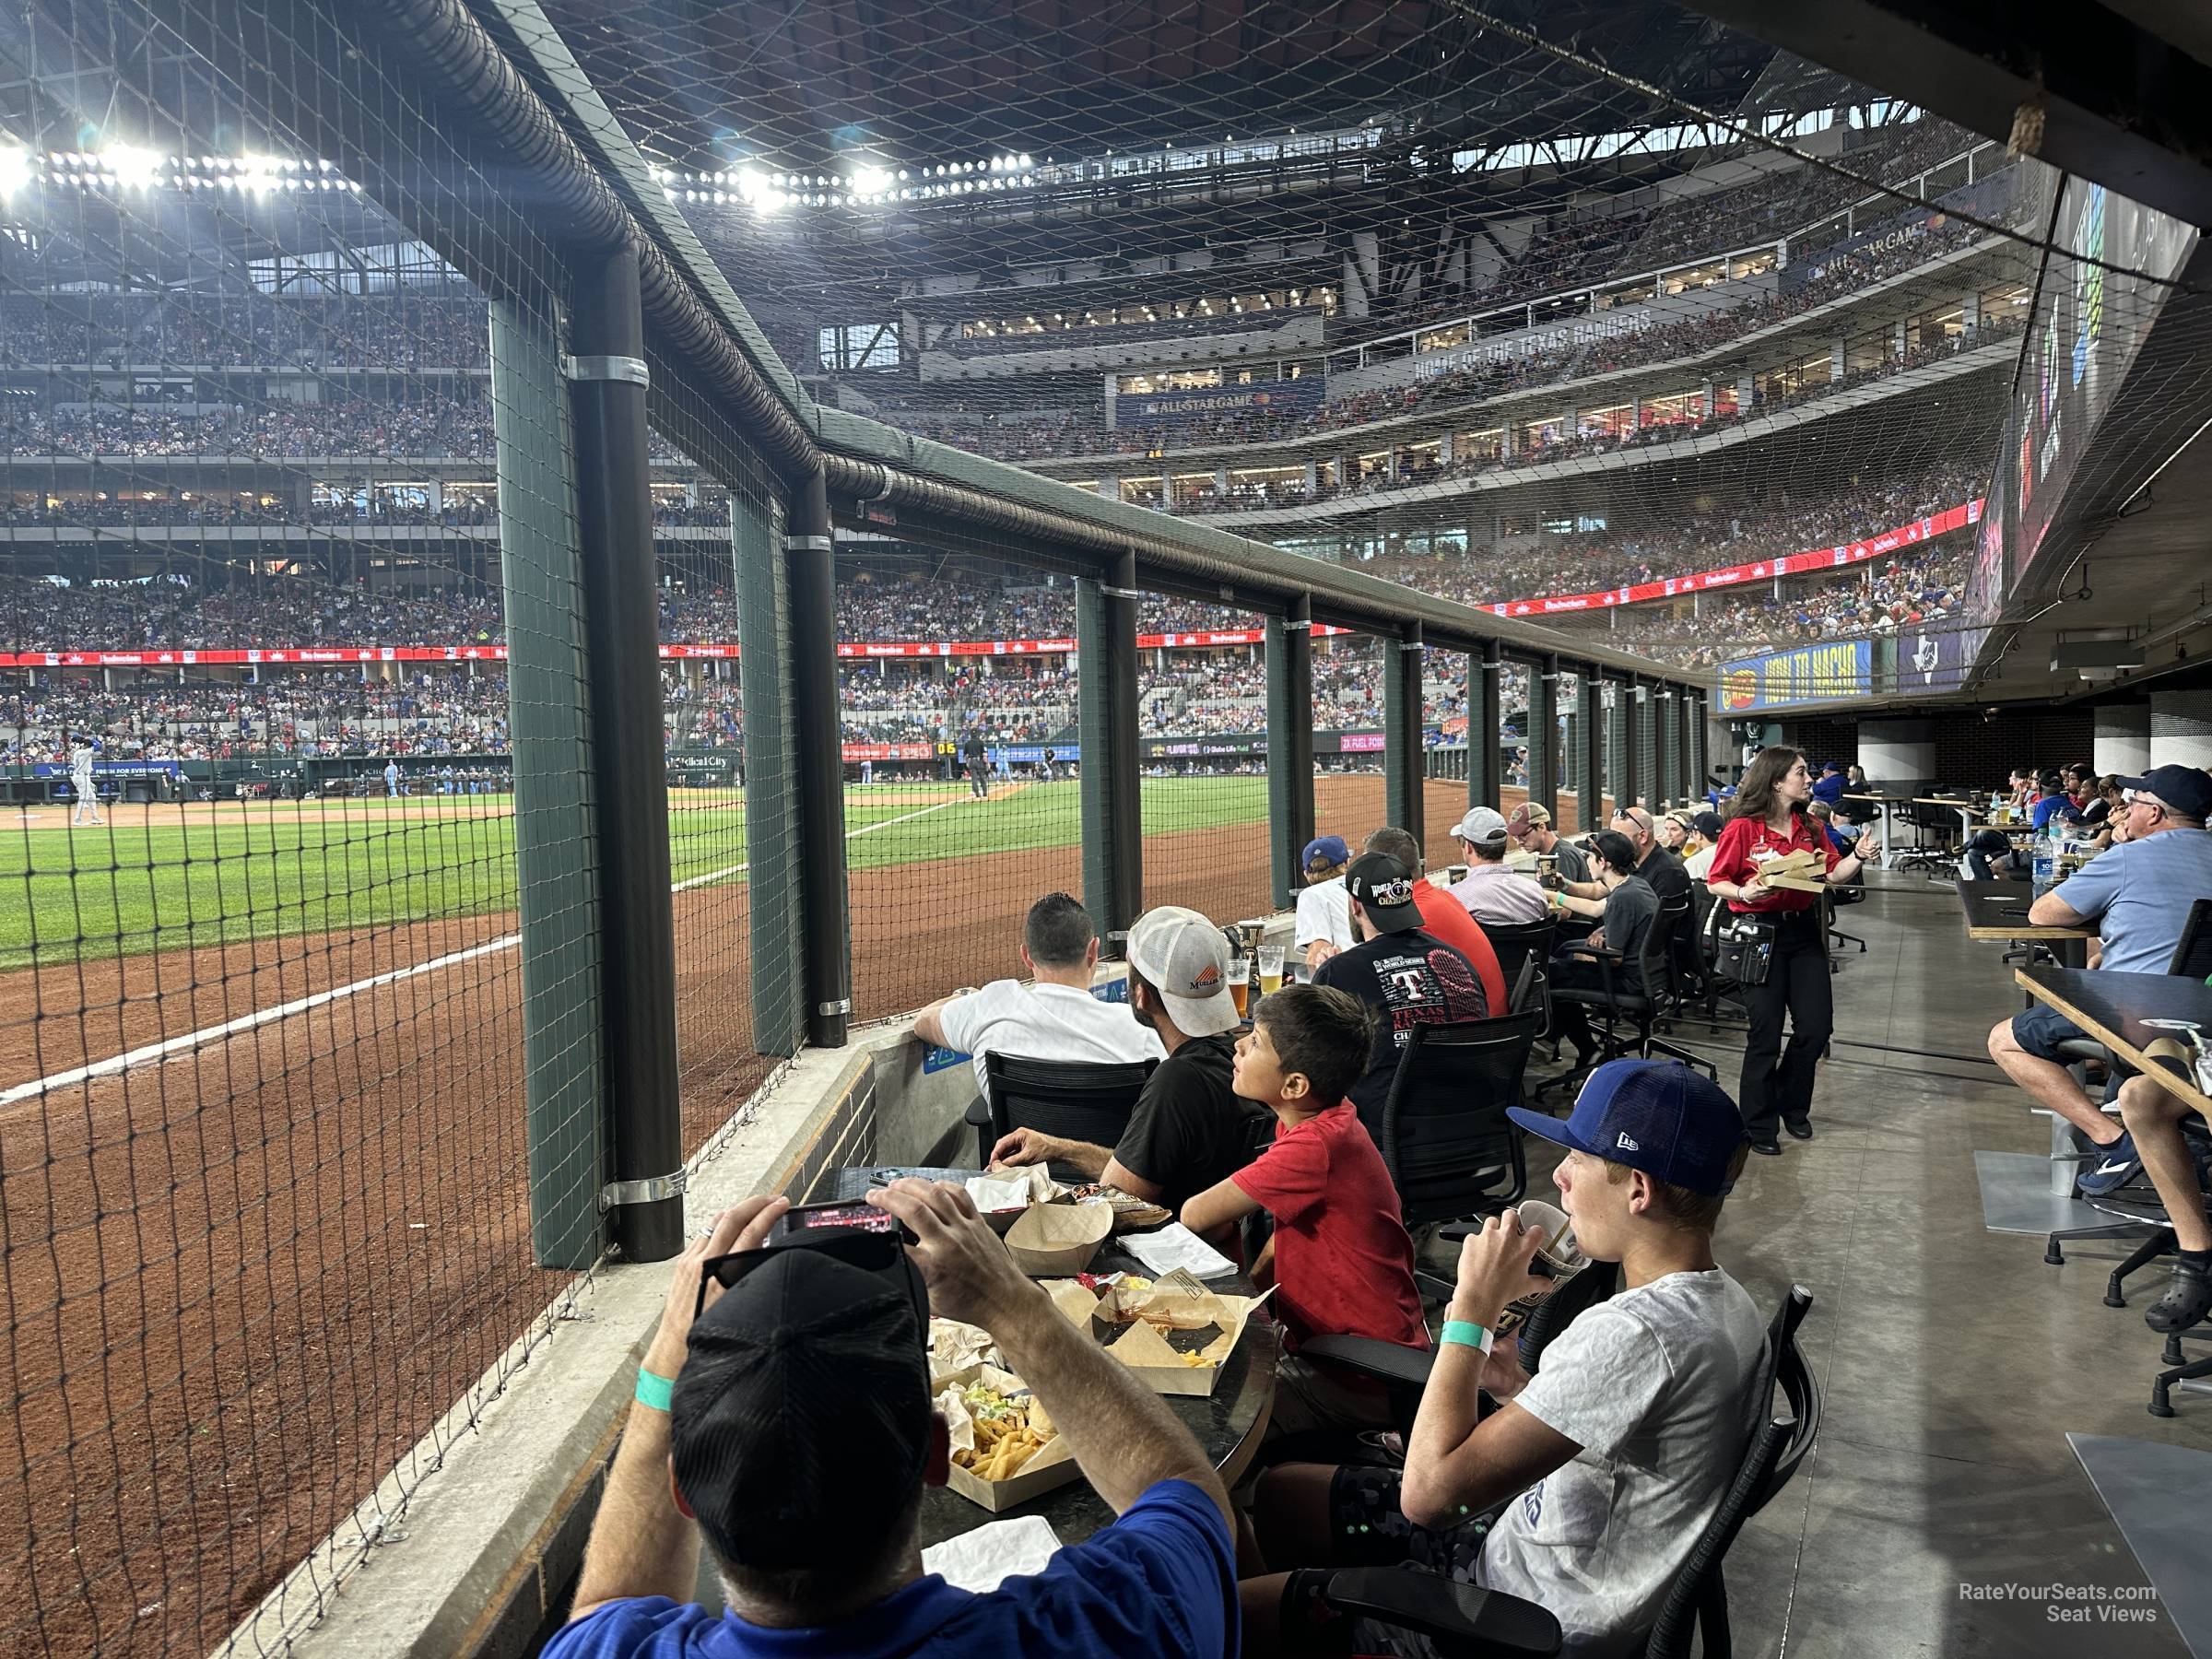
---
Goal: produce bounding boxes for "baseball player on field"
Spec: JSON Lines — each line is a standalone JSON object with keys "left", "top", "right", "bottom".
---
{"left": 70, "top": 734, "right": 103, "bottom": 826}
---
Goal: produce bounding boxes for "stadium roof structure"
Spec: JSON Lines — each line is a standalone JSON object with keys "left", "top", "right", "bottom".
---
{"left": 527, "top": 0, "right": 1773, "bottom": 174}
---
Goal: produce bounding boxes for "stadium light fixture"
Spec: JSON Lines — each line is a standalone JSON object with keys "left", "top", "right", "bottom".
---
{"left": 101, "top": 143, "right": 163, "bottom": 190}
{"left": 0, "top": 146, "right": 28, "bottom": 198}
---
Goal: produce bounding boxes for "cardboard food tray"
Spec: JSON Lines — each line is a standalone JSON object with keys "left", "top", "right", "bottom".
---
{"left": 935, "top": 1362, "right": 1083, "bottom": 1512}
{"left": 1003, "top": 1201, "right": 1112, "bottom": 1276}
{"left": 1756, "top": 848, "right": 1829, "bottom": 894}
{"left": 1086, "top": 1268, "right": 1274, "bottom": 1397}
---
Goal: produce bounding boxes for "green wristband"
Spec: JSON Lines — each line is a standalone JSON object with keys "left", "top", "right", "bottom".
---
{"left": 1441, "top": 1319, "right": 1495, "bottom": 1357}
{"left": 635, "top": 1366, "right": 675, "bottom": 1412}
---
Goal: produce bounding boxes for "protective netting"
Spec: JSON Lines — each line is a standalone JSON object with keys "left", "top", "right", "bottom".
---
{"left": 831, "top": 541, "right": 1085, "bottom": 1020}
{"left": 5, "top": 0, "right": 2209, "bottom": 1650}
{"left": 0, "top": 6, "right": 585, "bottom": 1653}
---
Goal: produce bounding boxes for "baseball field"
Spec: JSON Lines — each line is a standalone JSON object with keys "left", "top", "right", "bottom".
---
{"left": 4, "top": 770, "right": 1503, "bottom": 1654}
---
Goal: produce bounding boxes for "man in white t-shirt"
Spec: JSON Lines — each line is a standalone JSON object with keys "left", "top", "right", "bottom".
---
{"left": 912, "top": 891, "right": 1165, "bottom": 1092}
{"left": 1243, "top": 1060, "right": 1765, "bottom": 1657}
{"left": 1293, "top": 835, "right": 1354, "bottom": 970}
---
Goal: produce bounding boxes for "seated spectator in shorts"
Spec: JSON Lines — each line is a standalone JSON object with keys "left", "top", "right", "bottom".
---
{"left": 1316, "top": 853, "right": 1491, "bottom": 1139}
{"left": 1295, "top": 834, "right": 1355, "bottom": 970}
{"left": 1237, "top": 1061, "right": 1761, "bottom": 1659}
{"left": 2114, "top": 1065, "right": 2212, "bottom": 1334}
{"left": 1507, "top": 802, "right": 1591, "bottom": 886}
{"left": 1448, "top": 806, "right": 1551, "bottom": 926}
{"left": 993, "top": 905, "right": 1270, "bottom": 1210}
{"left": 1364, "top": 825, "right": 1508, "bottom": 1014}
{"left": 1182, "top": 983, "right": 1430, "bottom": 1432}
{"left": 1988, "top": 765, "right": 2212, "bottom": 1196}
{"left": 913, "top": 892, "right": 1164, "bottom": 1092}
{"left": 1547, "top": 830, "right": 1662, "bottom": 1069}
{"left": 1683, "top": 811, "right": 1724, "bottom": 882}
{"left": 547, "top": 1182, "right": 1236, "bottom": 1659}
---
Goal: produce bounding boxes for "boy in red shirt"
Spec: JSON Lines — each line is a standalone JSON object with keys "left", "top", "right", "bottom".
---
{"left": 1182, "top": 982, "right": 1430, "bottom": 1434}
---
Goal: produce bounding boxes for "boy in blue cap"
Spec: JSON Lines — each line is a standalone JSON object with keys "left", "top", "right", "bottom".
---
{"left": 1239, "top": 1060, "right": 1764, "bottom": 1657}
{"left": 1294, "top": 833, "right": 1354, "bottom": 969}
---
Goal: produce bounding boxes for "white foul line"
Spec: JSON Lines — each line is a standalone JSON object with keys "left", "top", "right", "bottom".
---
{"left": 7, "top": 788, "right": 994, "bottom": 1104}
{"left": 0, "top": 935, "right": 522, "bottom": 1108}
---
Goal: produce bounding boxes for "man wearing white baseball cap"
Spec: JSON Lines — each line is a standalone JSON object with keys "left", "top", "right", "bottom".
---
{"left": 1449, "top": 806, "right": 1551, "bottom": 926}
{"left": 992, "top": 905, "right": 1269, "bottom": 1211}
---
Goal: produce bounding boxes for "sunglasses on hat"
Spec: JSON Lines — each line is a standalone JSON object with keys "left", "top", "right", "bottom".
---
{"left": 696, "top": 1221, "right": 926, "bottom": 1326}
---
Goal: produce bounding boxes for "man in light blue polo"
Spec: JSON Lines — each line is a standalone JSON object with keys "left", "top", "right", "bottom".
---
{"left": 1987, "top": 764, "right": 2212, "bottom": 1195}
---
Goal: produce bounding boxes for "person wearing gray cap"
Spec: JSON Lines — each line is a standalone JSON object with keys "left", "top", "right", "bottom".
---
{"left": 549, "top": 1186, "right": 1237, "bottom": 1658}
{"left": 1448, "top": 806, "right": 1551, "bottom": 926}
{"left": 991, "top": 905, "right": 1269, "bottom": 1211}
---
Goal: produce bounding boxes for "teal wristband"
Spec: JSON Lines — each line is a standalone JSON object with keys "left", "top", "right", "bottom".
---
{"left": 1441, "top": 1319, "right": 1495, "bottom": 1357}
{"left": 635, "top": 1366, "right": 675, "bottom": 1412}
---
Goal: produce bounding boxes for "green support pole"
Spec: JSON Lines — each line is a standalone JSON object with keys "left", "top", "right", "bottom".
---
{"left": 1603, "top": 678, "right": 1628, "bottom": 820}
{"left": 1383, "top": 623, "right": 1424, "bottom": 844}
{"left": 492, "top": 298, "right": 606, "bottom": 1272}
{"left": 1528, "top": 653, "right": 1558, "bottom": 818}
{"left": 1078, "top": 557, "right": 1142, "bottom": 954}
{"left": 1656, "top": 688, "right": 1681, "bottom": 809}
{"left": 1470, "top": 639, "right": 1503, "bottom": 811}
{"left": 1578, "top": 673, "right": 1603, "bottom": 832}
{"left": 735, "top": 487, "right": 802, "bottom": 1056}
{"left": 1265, "top": 598, "right": 1315, "bottom": 910}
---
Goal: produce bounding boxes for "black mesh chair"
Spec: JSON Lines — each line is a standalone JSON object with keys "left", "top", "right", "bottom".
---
{"left": 1480, "top": 917, "right": 1558, "bottom": 1028}
{"left": 1310, "top": 1286, "right": 1819, "bottom": 1659}
{"left": 1893, "top": 801, "right": 1958, "bottom": 877}
{"left": 1373, "top": 1013, "right": 1543, "bottom": 1264}
{"left": 963, "top": 1052, "right": 1157, "bottom": 1178}
{"left": 1544, "top": 897, "right": 1716, "bottom": 1098}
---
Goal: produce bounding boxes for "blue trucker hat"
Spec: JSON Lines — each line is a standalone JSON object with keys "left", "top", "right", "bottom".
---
{"left": 1508, "top": 1059, "right": 1747, "bottom": 1195}
{"left": 1301, "top": 834, "right": 1350, "bottom": 870}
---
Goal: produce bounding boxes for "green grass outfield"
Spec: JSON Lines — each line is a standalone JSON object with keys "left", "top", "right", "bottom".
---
{"left": 1, "top": 777, "right": 1270, "bottom": 969}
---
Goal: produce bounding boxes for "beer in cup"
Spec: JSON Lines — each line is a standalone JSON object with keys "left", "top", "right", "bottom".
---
{"left": 1258, "top": 944, "right": 1286, "bottom": 997}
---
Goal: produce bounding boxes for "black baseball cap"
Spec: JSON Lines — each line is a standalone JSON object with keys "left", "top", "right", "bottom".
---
{"left": 671, "top": 1236, "right": 932, "bottom": 1571}
{"left": 1346, "top": 851, "right": 1422, "bottom": 934}
{"left": 2118, "top": 765, "right": 2212, "bottom": 822}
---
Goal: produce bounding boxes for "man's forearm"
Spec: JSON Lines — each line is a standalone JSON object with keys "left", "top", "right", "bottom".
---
{"left": 1051, "top": 1138, "right": 1112, "bottom": 1180}
{"left": 570, "top": 1400, "right": 698, "bottom": 1617}
{"left": 992, "top": 1288, "right": 1230, "bottom": 1524}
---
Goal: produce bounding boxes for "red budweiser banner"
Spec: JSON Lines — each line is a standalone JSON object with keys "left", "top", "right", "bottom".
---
{"left": 1483, "top": 500, "right": 1981, "bottom": 618}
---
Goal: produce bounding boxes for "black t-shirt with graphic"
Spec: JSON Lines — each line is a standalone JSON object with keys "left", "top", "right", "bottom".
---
{"left": 1315, "top": 928, "right": 1489, "bottom": 1138}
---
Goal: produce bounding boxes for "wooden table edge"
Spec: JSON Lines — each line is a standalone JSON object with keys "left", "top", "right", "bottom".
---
{"left": 2013, "top": 968, "right": 2212, "bottom": 1113}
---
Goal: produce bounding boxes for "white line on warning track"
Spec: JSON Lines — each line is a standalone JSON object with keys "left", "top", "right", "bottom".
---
{"left": 6, "top": 789, "right": 992, "bottom": 1105}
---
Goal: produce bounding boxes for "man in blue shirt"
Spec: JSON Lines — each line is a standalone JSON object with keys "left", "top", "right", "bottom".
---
{"left": 547, "top": 1180, "right": 1236, "bottom": 1659}
{"left": 1809, "top": 760, "right": 1846, "bottom": 809}
{"left": 1988, "top": 764, "right": 2212, "bottom": 1198}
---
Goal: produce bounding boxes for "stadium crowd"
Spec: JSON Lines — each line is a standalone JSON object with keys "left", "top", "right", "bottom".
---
{"left": 3, "top": 665, "right": 512, "bottom": 762}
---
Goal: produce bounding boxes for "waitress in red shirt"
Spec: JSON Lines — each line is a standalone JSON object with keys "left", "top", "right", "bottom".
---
{"left": 1706, "top": 746, "right": 1882, "bottom": 1155}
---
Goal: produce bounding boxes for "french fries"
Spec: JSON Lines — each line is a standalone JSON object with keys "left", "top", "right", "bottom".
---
{"left": 948, "top": 1384, "right": 1058, "bottom": 1481}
